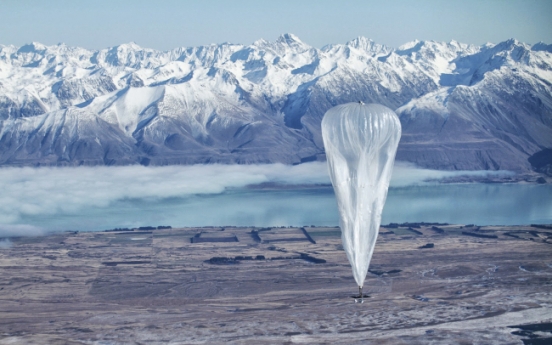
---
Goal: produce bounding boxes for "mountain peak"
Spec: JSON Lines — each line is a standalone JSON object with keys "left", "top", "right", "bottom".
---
{"left": 344, "top": 37, "right": 391, "bottom": 56}
{"left": 490, "top": 38, "right": 532, "bottom": 55}
{"left": 398, "top": 39, "right": 422, "bottom": 51}
{"left": 532, "top": 42, "right": 552, "bottom": 53}
{"left": 115, "top": 42, "right": 142, "bottom": 51}
{"left": 252, "top": 38, "right": 268, "bottom": 47}
{"left": 396, "top": 40, "right": 428, "bottom": 57}
{"left": 17, "top": 42, "right": 47, "bottom": 53}
{"left": 276, "top": 33, "right": 304, "bottom": 45}
{"left": 346, "top": 36, "right": 373, "bottom": 47}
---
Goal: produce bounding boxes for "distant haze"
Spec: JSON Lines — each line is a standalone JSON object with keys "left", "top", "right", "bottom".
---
{"left": 1, "top": 0, "right": 551, "bottom": 50}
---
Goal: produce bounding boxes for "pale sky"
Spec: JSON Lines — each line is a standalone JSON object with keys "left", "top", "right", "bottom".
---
{"left": 0, "top": 0, "right": 551, "bottom": 50}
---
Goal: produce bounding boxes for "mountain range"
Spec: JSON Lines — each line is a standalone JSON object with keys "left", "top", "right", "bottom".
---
{"left": 1, "top": 34, "right": 551, "bottom": 171}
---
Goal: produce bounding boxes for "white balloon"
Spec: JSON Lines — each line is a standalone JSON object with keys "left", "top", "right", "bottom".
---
{"left": 322, "top": 102, "right": 401, "bottom": 289}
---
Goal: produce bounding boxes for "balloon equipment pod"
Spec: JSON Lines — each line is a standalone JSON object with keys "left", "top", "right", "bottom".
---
{"left": 355, "top": 286, "right": 363, "bottom": 303}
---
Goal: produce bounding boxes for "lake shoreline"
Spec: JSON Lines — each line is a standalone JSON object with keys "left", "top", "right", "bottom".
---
{"left": 3, "top": 222, "right": 552, "bottom": 240}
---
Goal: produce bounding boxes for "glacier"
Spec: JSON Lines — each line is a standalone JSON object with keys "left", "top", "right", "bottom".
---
{"left": 0, "top": 35, "right": 551, "bottom": 171}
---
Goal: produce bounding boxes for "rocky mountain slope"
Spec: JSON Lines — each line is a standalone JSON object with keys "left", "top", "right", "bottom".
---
{"left": 0, "top": 34, "right": 551, "bottom": 171}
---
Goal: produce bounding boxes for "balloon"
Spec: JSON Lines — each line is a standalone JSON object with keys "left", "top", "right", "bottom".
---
{"left": 321, "top": 102, "right": 401, "bottom": 294}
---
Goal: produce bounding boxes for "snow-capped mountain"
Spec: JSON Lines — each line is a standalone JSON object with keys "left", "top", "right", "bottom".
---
{"left": 0, "top": 34, "right": 551, "bottom": 171}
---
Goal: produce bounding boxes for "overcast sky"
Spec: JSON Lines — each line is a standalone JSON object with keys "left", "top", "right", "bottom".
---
{"left": 0, "top": 0, "right": 551, "bottom": 50}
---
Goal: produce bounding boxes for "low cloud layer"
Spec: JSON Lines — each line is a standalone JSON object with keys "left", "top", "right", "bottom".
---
{"left": 0, "top": 162, "right": 512, "bottom": 236}
{"left": 390, "top": 162, "right": 512, "bottom": 187}
{"left": 0, "top": 163, "right": 328, "bottom": 230}
{"left": 0, "top": 224, "right": 45, "bottom": 238}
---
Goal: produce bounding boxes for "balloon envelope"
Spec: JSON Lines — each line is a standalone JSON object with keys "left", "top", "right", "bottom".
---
{"left": 321, "top": 102, "right": 401, "bottom": 288}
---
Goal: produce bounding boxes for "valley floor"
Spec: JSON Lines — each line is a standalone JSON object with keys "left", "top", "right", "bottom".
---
{"left": 1, "top": 224, "right": 551, "bottom": 344}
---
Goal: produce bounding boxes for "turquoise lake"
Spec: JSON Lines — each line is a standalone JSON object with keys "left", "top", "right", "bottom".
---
{"left": 21, "top": 183, "right": 552, "bottom": 232}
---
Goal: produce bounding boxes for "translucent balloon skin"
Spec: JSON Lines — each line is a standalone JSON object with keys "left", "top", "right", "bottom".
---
{"left": 322, "top": 103, "right": 401, "bottom": 288}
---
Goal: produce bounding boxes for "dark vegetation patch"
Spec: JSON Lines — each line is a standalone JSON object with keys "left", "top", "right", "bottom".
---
{"left": 383, "top": 222, "right": 448, "bottom": 228}
{"left": 191, "top": 233, "right": 238, "bottom": 243}
{"left": 408, "top": 227, "right": 423, "bottom": 235}
{"left": 252, "top": 227, "right": 313, "bottom": 244}
{"left": 101, "top": 261, "right": 151, "bottom": 266}
{"left": 104, "top": 225, "right": 172, "bottom": 232}
{"left": 250, "top": 228, "right": 272, "bottom": 243}
{"left": 431, "top": 226, "right": 445, "bottom": 233}
{"left": 206, "top": 255, "right": 266, "bottom": 265}
{"left": 138, "top": 226, "right": 156, "bottom": 230}
{"left": 104, "top": 228, "right": 133, "bottom": 232}
{"left": 63, "top": 327, "right": 94, "bottom": 333}
{"left": 503, "top": 230, "right": 552, "bottom": 243}
{"left": 272, "top": 254, "right": 326, "bottom": 264}
{"left": 284, "top": 332, "right": 302, "bottom": 336}
{"left": 206, "top": 257, "right": 239, "bottom": 265}
{"left": 300, "top": 227, "right": 316, "bottom": 244}
{"left": 531, "top": 224, "right": 552, "bottom": 230}
{"left": 369, "top": 269, "right": 402, "bottom": 276}
{"left": 308, "top": 230, "right": 342, "bottom": 237}
{"left": 270, "top": 256, "right": 298, "bottom": 261}
{"left": 529, "top": 231, "right": 541, "bottom": 238}
{"left": 207, "top": 253, "right": 326, "bottom": 265}
{"left": 263, "top": 238, "right": 308, "bottom": 243}
{"left": 250, "top": 230, "right": 262, "bottom": 242}
{"left": 299, "top": 253, "right": 326, "bottom": 264}
{"left": 461, "top": 231, "right": 498, "bottom": 239}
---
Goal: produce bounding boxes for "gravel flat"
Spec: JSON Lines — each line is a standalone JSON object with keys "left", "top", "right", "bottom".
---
{"left": 1, "top": 224, "right": 551, "bottom": 344}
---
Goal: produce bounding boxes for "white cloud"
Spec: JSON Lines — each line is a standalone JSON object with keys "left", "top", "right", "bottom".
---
{"left": 0, "top": 224, "right": 44, "bottom": 237}
{"left": 390, "top": 162, "right": 513, "bottom": 187}
{"left": 0, "top": 163, "right": 330, "bottom": 233}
